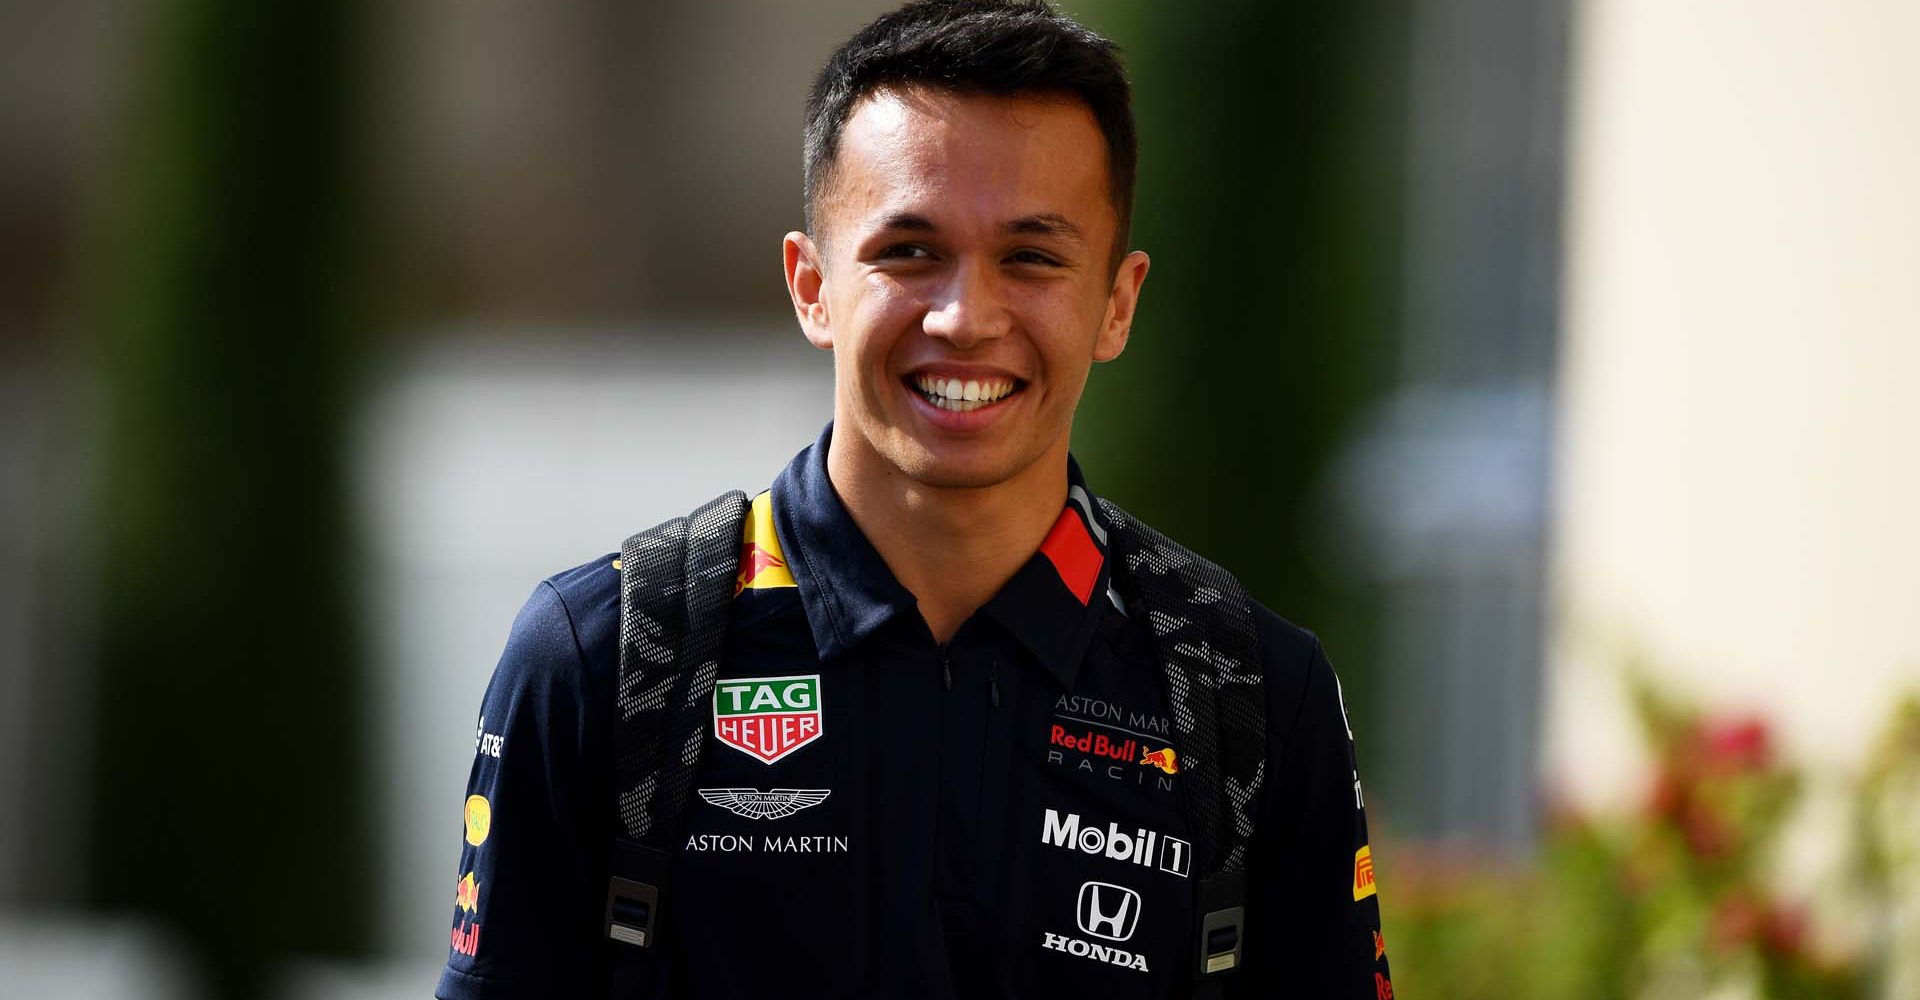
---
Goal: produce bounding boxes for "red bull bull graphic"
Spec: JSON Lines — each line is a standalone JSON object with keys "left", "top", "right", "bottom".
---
{"left": 734, "top": 542, "right": 787, "bottom": 595}
{"left": 1373, "top": 929, "right": 1387, "bottom": 961}
{"left": 1047, "top": 724, "right": 1179, "bottom": 792}
{"left": 734, "top": 491, "right": 797, "bottom": 594}
{"left": 455, "top": 872, "right": 480, "bottom": 913}
{"left": 713, "top": 675, "right": 823, "bottom": 764}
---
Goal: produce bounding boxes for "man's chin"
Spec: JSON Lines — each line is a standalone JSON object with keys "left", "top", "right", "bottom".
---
{"left": 835, "top": 419, "right": 1058, "bottom": 493}
{"left": 888, "top": 436, "right": 1059, "bottom": 492}
{"left": 902, "top": 465, "right": 1013, "bottom": 491}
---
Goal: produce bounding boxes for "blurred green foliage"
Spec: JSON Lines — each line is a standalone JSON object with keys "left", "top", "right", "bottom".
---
{"left": 1071, "top": 1, "right": 1410, "bottom": 762}
{"left": 80, "top": 0, "right": 374, "bottom": 995}
{"left": 1381, "top": 681, "right": 1920, "bottom": 1000}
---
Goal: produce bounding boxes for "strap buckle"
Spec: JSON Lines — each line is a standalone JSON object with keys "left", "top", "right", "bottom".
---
{"left": 1196, "top": 874, "right": 1246, "bottom": 977}
{"left": 604, "top": 876, "right": 660, "bottom": 950}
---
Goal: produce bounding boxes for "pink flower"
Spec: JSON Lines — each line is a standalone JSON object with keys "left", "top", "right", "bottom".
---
{"left": 1701, "top": 716, "right": 1772, "bottom": 772}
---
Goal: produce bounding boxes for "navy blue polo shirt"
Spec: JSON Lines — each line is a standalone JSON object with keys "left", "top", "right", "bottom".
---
{"left": 437, "top": 427, "right": 1392, "bottom": 999}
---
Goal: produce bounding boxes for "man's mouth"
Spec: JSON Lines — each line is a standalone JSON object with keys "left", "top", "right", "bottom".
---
{"left": 908, "top": 373, "right": 1023, "bottom": 413}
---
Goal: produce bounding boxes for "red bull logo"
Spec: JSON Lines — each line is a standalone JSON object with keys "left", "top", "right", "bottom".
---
{"left": 733, "top": 491, "right": 797, "bottom": 594}
{"left": 450, "top": 919, "right": 480, "bottom": 957}
{"left": 455, "top": 872, "right": 480, "bottom": 914}
{"left": 1373, "top": 929, "right": 1386, "bottom": 960}
{"left": 1050, "top": 726, "right": 1137, "bottom": 764}
{"left": 1141, "top": 746, "right": 1179, "bottom": 775}
{"left": 1375, "top": 972, "right": 1393, "bottom": 999}
{"left": 734, "top": 542, "right": 788, "bottom": 595}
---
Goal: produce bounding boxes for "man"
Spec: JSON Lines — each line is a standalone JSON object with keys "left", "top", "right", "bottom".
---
{"left": 438, "top": 2, "right": 1390, "bottom": 997}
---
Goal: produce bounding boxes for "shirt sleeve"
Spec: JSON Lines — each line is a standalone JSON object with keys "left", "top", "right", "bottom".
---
{"left": 1230, "top": 621, "right": 1394, "bottom": 999}
{"left": 436, "top": 581, "right": 612, "bottom": 1000}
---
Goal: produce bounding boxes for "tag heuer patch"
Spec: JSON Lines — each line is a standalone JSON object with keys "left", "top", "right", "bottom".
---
{"left": 698, "top": 788, "right": 830, "bottom": 820}
{"left": 713, "top": 674, "right": 823, "bottom": 764}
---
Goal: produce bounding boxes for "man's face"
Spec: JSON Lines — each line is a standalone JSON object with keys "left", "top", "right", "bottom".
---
{"left": 785, "top": 87, "right": 1149, "bottom": 491}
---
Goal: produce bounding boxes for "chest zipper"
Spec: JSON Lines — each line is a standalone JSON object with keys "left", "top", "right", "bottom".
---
{"left": 940, "top": 648, "right": 998, "bottom": 707}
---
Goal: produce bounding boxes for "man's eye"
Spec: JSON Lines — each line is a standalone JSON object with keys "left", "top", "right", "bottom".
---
{"left": 1008, "top": 249, "right": 1063, "bottom": 267}
{"left": 876, "top": 244, "right": 932, "bottom": 260}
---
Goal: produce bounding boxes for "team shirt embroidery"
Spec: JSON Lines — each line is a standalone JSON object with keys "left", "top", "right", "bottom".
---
{"left": 1040, "top": 808, "right": 1192, "bottom": 878}
{"left": 475, "top": 715, "right": 503, "bottom": 759}
{"left": 698, "top": 788, "right": 831, "bottom": 820}
{"left": 445, "top": 436, "right": 1396, "bottom": 994}
{"left": 1040, "top": 880, "right": 1151, "bottom": 973}
{"left": 1047, "top": 694, "right": 1180, "bottom": 794}
{"left": 712, "top": 674, "right": 825, "bottom": 765}
{"left": 463, "top": 795, "right": 491, "bottom": 846}
{"left": 1353, "top": 845, "right": 1378, "bottom": 901}
{"left": 735, "top": 491, "right": 797, "bottom": 594}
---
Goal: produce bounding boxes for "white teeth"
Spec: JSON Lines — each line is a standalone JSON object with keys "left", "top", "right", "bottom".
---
{"left": 911, "top": 374, "right": 1017, "bottom": 412}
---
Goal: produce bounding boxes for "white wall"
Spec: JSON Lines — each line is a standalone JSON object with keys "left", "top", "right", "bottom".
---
{"left": 354, "top": 329, "right": 832, "bottom": 967}
{"left": 1549, "top": 0, "right": 1920, "bottom": 803}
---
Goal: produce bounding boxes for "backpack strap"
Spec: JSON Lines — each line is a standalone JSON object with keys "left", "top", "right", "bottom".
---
{"left": 604, "top": 490, "right": 748, "bottom": 969}
{"left": 597, "top": 488, "right": 1261, "bottom": 987}
{"left": 1096, "top": 498, "right": 1265, "bottom": 984}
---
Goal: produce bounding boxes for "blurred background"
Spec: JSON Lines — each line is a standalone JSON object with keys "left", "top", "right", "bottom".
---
{"left": 0, "top": 0, "right": 1913, "bottom": 997}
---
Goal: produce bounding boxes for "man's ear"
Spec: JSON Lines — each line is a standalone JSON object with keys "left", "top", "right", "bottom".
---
{"left": 784, "top": 231, "right": 833, "bottom": 350}
{"left": 1093, "top": 250, "right": 1150, "bottom": 362}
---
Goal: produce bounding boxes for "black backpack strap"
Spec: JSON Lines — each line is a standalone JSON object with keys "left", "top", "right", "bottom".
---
{"left": 1096, "top": 498, "right": 1265, "bottom": 985}
{"left": 604, "top": 490, "right": 748, "bottom": 975}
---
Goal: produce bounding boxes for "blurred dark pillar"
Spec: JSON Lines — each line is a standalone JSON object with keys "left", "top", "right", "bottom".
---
{"left": 1075, "top": 2, "right": 1409, "bottom": 765}
{"left": 83, "top": 0, "right": 372, "bottom": 995}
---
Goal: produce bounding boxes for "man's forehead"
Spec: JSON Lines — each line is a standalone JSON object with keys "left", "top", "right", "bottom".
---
{"left": 827, "top": 86, "right": 1112, "bottom": 233}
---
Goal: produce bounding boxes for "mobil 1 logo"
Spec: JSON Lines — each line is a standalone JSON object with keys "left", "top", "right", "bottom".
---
{"left": 1041, "top": 808, "right": 1191, "bottom": 878}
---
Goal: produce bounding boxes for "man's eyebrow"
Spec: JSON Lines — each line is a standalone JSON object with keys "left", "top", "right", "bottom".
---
{"left": 873, "top": 212, "right": 937, "bottom": 233}
{"left": 865, "top": 211, "right": 1087, "bottom": 243}
{"left": 1003, "top": 214, "right": 1085, "bottom": 242}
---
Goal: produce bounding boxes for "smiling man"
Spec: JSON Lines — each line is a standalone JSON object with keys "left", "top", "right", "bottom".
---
{"left": 437, "top": 3, "right": 1389, "bottom": 998}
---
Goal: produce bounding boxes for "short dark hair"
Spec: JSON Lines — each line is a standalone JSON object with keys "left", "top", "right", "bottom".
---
{"left": 803, "top": 0, "right": 1138, "bottom": 267}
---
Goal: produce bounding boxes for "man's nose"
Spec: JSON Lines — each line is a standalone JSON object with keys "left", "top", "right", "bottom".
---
{"left": 921, "top": 259, "right": 1010, "bottom": 349}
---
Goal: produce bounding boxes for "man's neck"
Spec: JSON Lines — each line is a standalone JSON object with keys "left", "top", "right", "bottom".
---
{"left": 827, "top": 435, "right": 1069, "bottom": 645}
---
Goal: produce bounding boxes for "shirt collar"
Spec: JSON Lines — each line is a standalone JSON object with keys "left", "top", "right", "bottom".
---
{"left": 770, "top": 424, "right": 1111, "bottom": 688}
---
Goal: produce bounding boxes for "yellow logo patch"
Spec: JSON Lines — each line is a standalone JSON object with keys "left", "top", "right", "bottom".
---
{"left": 464, "top": 794, "right": 492, "bottom": 846}
{"left": 734, "top": 491, "right": 797, "bottom": 594}
{"left": 1353, "top": 845, "right": 1377, "bottom": 901}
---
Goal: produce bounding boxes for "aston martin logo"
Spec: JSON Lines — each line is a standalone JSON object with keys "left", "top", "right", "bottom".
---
{"left": 697, "top": 788, "right": 831, "bottom": 820}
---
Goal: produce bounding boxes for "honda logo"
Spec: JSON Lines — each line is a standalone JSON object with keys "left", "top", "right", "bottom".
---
{"left": 1076, "top": 881, "right": 1142, "bottom": 942}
